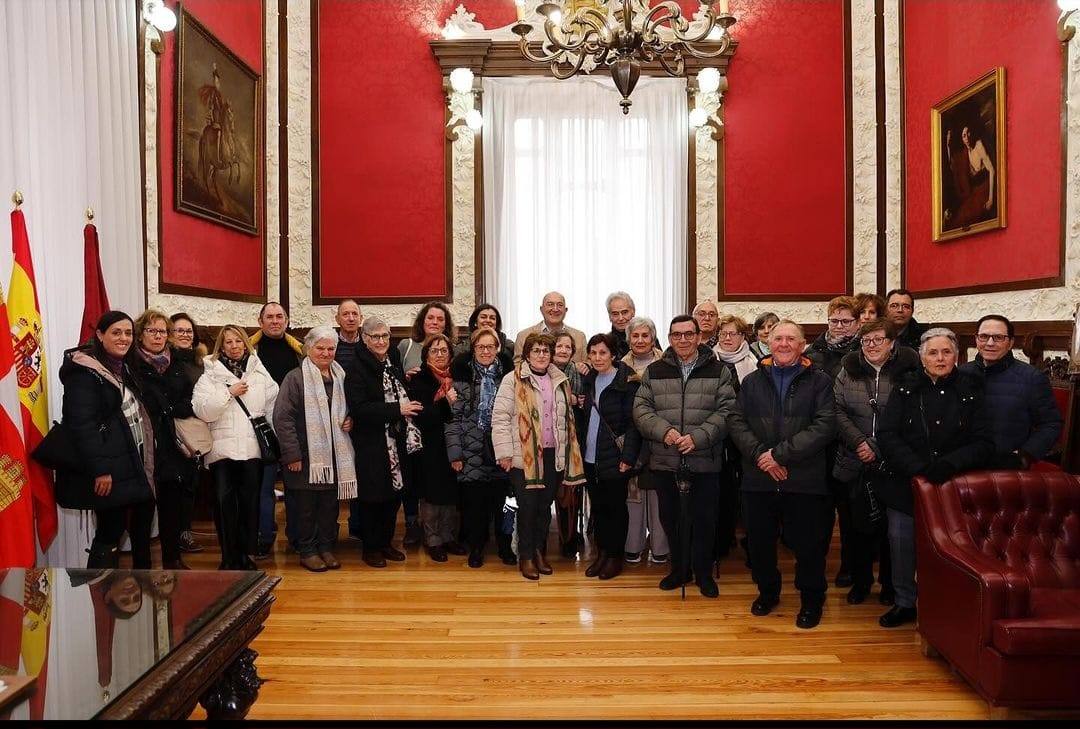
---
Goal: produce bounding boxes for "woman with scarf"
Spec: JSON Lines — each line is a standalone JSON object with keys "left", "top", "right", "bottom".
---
{"left": 619, "top": 316, "right": 670, "bottom": 565}
{"left": 127, "top": 308, "right": 199, "bottom": 570}
{"left": 492, "top": 332, "right": 587, "bottom": 580}
{"left": 407, "top": 333, "right": 466, "bottom": 562}
{"left": 57, "top": 311, "right": 156, "bottom": 569}
{"left": 551, "top": 331, "right": 586, "bottom": 559}
{"left": 168, "top": 312, "right": 206, "bottom": 554}
{"left": 192, "top": 325, "right": 279, "bottom": 570}
{"left": 272, "top": 326, "right": 356, "bottom": 572}
{"left": 446, "top": 328, "right": 514, "bottom": 568}
{"left": 805, "top": 295, "right": 862, "bottom": 588}
{"left": 345, "top": 317, "right": 424, "bottom": 568}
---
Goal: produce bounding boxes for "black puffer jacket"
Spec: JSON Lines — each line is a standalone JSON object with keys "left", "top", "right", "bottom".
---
{"left": 344, "top": 344, "right": 413, "bottom": 504}
{"left": 576, "top": 362, "right": 642, "bottom": 479}
{"left": 55, "top": 350, "right": 154, "bottom": 509}
{"left": 633, "top": 346, "right": 736, "bottom": 473}
{"left": 805, "top": 332, "right": 859, "bottom": 379}
{"left": 445, "top": 353, "right": 512, "bottom": 485}
{"left": 128, "top": 348, "right": 197, "bottom": 484}
{"left": 876, "top": 368, "right": 995, "bottom": 515}
{"left": 727, "top": 356, "right": 837, "bottom": 495}
{"left": 894, "top": 317, "right": 930, "bottom": 351}
{"left": 407, "top": 367, "right": 458, "bottom": 505}
{"left": 832, "top": 346, "right": 920, "bottom": 482}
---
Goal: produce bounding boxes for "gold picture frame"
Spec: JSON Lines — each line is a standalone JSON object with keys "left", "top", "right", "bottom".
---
{"left": 931, "top": 67, "right": 1007, "bottom": 243}
{"left": 175, "top": 9, "right": 262, "bottom": 236}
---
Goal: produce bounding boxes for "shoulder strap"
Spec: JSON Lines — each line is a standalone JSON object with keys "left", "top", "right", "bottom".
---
{"left": 234, "top": 394, "right": 255, "bottom": 421}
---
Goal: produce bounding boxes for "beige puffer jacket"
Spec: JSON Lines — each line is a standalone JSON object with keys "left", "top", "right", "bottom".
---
{"left": 491, "top": 361, "right": 575, "bottom": 472}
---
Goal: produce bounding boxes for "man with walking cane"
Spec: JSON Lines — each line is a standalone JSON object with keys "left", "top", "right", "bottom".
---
{"left": 633, "top": 315, "right": 736, "bottom": 598}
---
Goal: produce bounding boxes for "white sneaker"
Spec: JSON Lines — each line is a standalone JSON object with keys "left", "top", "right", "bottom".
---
{"left": 649, "top": 552, "right": 670, "bottom": 564}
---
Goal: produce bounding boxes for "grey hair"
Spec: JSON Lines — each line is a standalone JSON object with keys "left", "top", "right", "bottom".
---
{"left": 304, "top": 325, "right": 338, "bottom": 350}
{"left": 362, "top": 316, "right": 389, "bottom": 335}
{"left": 605, "top": 291, "right": 635, "bottom": 312}
{"left": 919, "top": 327, "right": 958, "bottom": 355}
{"left": 624, "top": 316, "right": 657, "bottom": 345}
{"left": 692, "top": 299, "right": 718, "bottom": 316}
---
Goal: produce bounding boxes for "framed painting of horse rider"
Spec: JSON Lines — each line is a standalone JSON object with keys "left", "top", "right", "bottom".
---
{"left": 931, "top": 67, "right": 1007, "bottom": 243}
{"left": 175, "top": 9, "right": 261, "bottom": 235}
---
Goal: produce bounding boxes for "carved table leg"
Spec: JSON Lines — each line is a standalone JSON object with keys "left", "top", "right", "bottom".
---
{"left": 199, "top": 648, "right": 266, "bottom": 720}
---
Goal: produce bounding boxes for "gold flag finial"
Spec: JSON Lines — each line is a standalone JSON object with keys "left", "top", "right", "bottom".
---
{"left": 12, "top": 190, "right": 23, "bottom": 207}
{"left": 86, "top": 206, "right": 95, "bottom": 222}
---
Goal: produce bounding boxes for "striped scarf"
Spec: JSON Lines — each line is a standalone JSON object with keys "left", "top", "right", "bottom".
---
{"left": 513, "top": 366, "right": 585, "bottom": 489}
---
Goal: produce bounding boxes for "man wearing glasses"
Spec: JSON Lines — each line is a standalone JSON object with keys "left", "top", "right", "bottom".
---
{"left": 633, "top": 315, "right": 736, "bottom": 598}
{"left": 959, "top": 314, "right": 1063, "bottom": 469}
{"left": 885, "top": 289, "right": 929, "bottom": 351}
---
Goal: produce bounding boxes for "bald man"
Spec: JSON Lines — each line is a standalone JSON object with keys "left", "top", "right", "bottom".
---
{"left": 333, "top": 299, "right": 364, "bottom": 372}
{"left": 513, "top": 291, "right": 587, "bottom": 365}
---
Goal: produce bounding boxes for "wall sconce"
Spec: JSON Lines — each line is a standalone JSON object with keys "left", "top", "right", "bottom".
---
{"left": 446, "top": 67, "right": 483, "bottom": 139}
{"left": 697, "top": 68, "right": 722, "bottom": 96}
{"left": 142, "top": 0, "right": 177, "bottom": 33}
{"left": 449, "top": 67, "right": 475, "bottom": 94}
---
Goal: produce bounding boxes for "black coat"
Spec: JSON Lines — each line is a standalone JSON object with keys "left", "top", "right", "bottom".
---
{"left": 805, "top": 332, "right": 859, "bottom": 380}
{"left": 727, "top": 357, "right": 837, "bottom": 495}
{"left": 576, "top": 363, "right": 642, "bottom": 479}
{"left": 128, "top": 349, "right": 197, "bottom": 484}
{"left": 407, "top": 367, "right": 458, "bottom": 505}
{"left": 55, "top": 351, "right": 154, "bottom": 509}
{"left": 894, "top": 317, "right": 930, "bottom": 351}
{"left": 344, "top": 344, "right": 413, "bottom": 504}
{"left": 876, "top": 368, "right": 995, "bottom": 515}
{"left": 445, "top": 353, "right": 512, "bottom": 485}
{"left": 959, "top": 352, "right": 1064, "bottom": 465}
{"left": 608, "top": 328, "right": 631, "bottom": 360}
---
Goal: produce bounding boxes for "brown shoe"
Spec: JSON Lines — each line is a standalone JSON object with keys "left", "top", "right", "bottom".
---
{"left": 300, "top": 554, "right": 328, "bottom": 572}
{"left": 585, "top": 550, "right": 606, "bottom": 578}
{"left": 534, "top": 549, "right": 553, "bottom": 575}
{"left": 320, "top": 552, "right": 341, "bottom": 569}
{"left": 362, "top": 551, "right": 387, "bottom": 568}
{"left": 519, "top": 557, "right": 539, "bottom": 580}
{"left": 598, "top": 556, "right": 623, "bottom": 580}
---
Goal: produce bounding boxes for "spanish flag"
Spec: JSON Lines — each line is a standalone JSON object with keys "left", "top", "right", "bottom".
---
{"left": 8, "top": 210, "right": 56, "bottom": 552}
{"left": 0, "top": 281, "right": 34, "bottom": 567}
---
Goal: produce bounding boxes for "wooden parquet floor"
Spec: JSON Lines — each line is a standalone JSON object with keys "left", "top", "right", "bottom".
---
{"left": 176, "top": 508, "right": 1061, "bottom": 721}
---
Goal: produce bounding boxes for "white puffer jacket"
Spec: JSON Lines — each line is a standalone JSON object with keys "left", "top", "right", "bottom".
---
{"left": 192, "top": 354, "right": 279, "bottom": 466}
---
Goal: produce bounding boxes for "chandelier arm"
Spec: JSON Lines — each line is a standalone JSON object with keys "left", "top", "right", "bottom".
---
{"left": 641, "top": 2, "right": 680, "bottom": 34}
{"left": 669, "top": 13, "right": 719, "bottom": 45}
{"left": 550, "top": 49, "right": 590, "bottom": 79}
{"left": 544, "top": 16, "right": 607, "bottom": 54}
{"left": 656, "top": 52, "right": 684, "bottom": 78}
{"left": 519, "top": 37, "right": 564, "bottom": 64}
{"left": 676, "top": 39, "right": 731, "bottom": 60}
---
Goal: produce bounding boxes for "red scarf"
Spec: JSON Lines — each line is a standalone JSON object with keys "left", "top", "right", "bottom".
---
{"left": 428, "top": 362, "right": 453, "bottom": 401}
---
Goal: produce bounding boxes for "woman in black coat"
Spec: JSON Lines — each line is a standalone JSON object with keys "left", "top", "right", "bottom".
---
{"left": 407, "top": 333, "right": 465, "bottom": 562}
{"left": 127, "top": 309, "right": 199, "bottom": 570}
{"left": 57, "top": 311, "right": 155, "bottom": 569}
{"left": 576, "top": 333, "right": 641, "bottom": 580}
{"left": 344, "top": 317, "right": 423, "bottom": 568}
{"left": 877, "top": 327, "right": 994, "bottom": 628}
{"left": 168, "top": 312, "right": 206, "bottom": 554}
{"left": 453, "top": 303, "right": 515, "bottom": 363}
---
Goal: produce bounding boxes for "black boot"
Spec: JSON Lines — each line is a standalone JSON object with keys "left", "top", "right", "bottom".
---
{"left": 86, "top": 542, "right": 119, "bottom": 570}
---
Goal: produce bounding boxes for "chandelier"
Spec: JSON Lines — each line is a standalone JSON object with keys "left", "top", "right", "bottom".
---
{"left": 511, "top": 0, "right": 736, "bottom": 114}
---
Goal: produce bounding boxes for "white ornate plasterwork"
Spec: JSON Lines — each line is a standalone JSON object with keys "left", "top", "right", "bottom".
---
{"left": 691, "top": 87, "right": 720, "bottom": 305}
{"left": 880, "top": 1, "right": 1080, "bottom": 323}
{"left": 143, "top": 3, "right": 281, "bottom": 325}
{"left": 849, "top": 0, "right": 877, "bottom": 295}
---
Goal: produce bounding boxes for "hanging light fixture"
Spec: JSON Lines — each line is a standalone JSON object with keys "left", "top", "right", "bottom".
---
{"left": 512, "top": 1, "right": 736, "bottom": 114}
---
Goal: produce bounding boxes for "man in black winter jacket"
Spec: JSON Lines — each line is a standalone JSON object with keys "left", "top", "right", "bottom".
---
{"left": 728, "top": 321, "right": 837, "bottom": 629}
{"left": 634, "top": 315, "right": 736, "bottom": 599}
{"left": 886, "top": 289, "right": 929, "bottom": 351}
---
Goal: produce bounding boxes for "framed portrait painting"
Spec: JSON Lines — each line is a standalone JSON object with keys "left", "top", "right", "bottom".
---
{"left": 931, "top": 67, "right": 1006, "bottom": 243}
{"left": 175, "top": 9, "right": 262, "bottom": 236}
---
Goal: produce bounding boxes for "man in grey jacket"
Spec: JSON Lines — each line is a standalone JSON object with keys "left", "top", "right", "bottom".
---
{"left": 634, "top": 315, "right": 737, "bottom": 598}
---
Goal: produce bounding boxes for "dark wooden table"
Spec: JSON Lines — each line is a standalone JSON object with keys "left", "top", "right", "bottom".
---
{"left": 0, "top": 568, "right": 280, "bottom": 721}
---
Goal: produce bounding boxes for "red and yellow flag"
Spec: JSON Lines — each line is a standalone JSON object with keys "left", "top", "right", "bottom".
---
{"left": 8, "top": 209, "right": 56, "bottom": 552}
{"left": 0, "top": 280, "right": 34, "bottom": 567}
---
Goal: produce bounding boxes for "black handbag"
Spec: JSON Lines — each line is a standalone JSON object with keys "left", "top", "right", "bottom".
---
{"left": 31, "top": 420, "right": 84, "bottom": 473}
{"left": 234, "top": 396, "right": 280, "bottom": 464}
{"left": 849, "top": 466, "right": 885, "bottom": 534}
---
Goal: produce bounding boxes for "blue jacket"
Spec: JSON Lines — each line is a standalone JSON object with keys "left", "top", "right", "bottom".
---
{"left": 959, "top": 352, "right": 1063, "bottom": 465}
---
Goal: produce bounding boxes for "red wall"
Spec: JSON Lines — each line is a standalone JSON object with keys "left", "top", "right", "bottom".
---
{"left": 158, "top": 0, "right": 266, "bottom": 299}
{"left": 903, "top": 0, "right": 1062, "bottom": 294}
{"left": 722, "top": 0, "right": 849, "bottom": 298}
{"left": 316, "top": 1, "right": 515, "bottom": 301}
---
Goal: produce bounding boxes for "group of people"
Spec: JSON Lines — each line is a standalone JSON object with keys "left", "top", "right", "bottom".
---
{"left": 55, "top": 287, "right": 1063, "bottom": 631}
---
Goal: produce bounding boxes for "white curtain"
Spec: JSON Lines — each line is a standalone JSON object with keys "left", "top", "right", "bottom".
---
{"left": 483, "top": 75, "right": 687, "bottom": 339}
{"left": 0, "top": 0, "right": 144, "bottom": 566}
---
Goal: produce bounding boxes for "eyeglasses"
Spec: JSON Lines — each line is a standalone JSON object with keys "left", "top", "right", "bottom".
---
{"left": 172, "top": 329, "right": 193, "bottom": 337}
{"left": 144, "top": 328, "right": 168, "bottom": 336}
{"left": 474, "top": 344, "right": 497, "bottom": 352}
{"left": 695, "top": 311, "right": 718, "bottom": 319}
{"left": 976, "top": 333, "right": 1010, "bottom": 343}
{"left": 669, "top": 331, "right": 698, "bottom": 340}
{"left": 718, "top": 331, "right": 743, "bottom": 339}
{"left": 529, "top": 347, "right": 551, "bottom": 355}
{"left": 828, "top": 318, "right": 856, "bottom": 327}
{"left": 861, "top": 336, "right": 889, "bottom": 346}
{"left": 888, "top": 302, "right": 913, "bottom": 311}
{"left": 365, "top": 332, "right": 391, "bottom": 341}
{"left": 428, "top": 348, "right": 450, "bottom": 355}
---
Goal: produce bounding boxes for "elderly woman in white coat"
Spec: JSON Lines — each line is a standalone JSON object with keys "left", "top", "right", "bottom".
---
{"left": 193, "top": 324, "right": 279, "bottom": 570}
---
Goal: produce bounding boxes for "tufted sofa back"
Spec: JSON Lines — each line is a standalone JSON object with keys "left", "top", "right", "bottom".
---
{"left": 937, "top": 471, "right": 1080, "bottom": 590}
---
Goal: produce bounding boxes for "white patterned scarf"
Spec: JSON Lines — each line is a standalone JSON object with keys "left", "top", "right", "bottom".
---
{"left": 302, "top": 358, "right": 357, "bottom": 499}
{"left": 382, "top": 364, "right": 422, "bottom": 491}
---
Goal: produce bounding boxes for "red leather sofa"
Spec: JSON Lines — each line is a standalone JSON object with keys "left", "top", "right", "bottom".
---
{"left": 914, "top": 470, "right": 1080, "bottom": 710}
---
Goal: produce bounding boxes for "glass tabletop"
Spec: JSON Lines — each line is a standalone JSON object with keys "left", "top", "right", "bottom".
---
{"left": 0, "top": 569, "right": 260, "bottom": 721}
